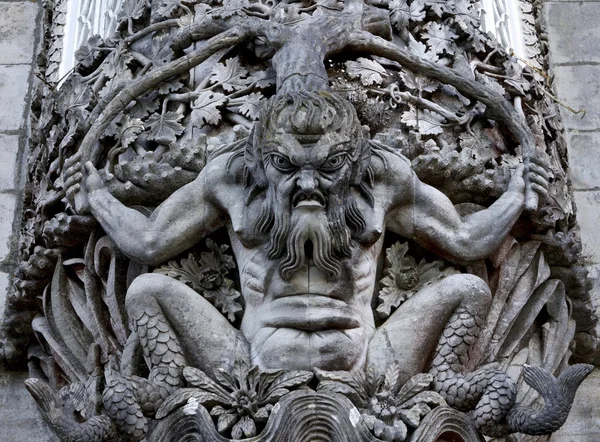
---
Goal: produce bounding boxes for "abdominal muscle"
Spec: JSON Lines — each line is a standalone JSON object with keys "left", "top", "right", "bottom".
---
{"left": 235, "top": 240, "right": 382, "bottom": 372}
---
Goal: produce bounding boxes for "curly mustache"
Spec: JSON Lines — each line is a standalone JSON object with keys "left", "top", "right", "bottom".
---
{"left": 253, "top": 187, "right": 365, "bottom": 280}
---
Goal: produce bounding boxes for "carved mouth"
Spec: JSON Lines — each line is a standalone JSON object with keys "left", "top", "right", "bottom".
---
{"left": 292, "top": 192, "right": 326, "bottom": 209}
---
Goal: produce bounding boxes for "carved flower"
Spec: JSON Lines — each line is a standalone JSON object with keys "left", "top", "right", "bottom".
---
{"left": 377, "top": 242, "right": 459, "bottom": 319}
{"left": 316, "top": 363, "right": 446, "bottom": 442}
{"left": 198, "top": 268, "right": 223, "bottom": 290}
{"left": 157, "top": 360, "right": 313, "bottom": 439}
{"left": 154, "top": 238, "right": 242, "bottom": 321}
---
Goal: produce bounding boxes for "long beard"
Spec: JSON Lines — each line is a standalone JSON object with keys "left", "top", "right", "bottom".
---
{"left": 253, "top": 187, "right": 363, "bottom": 281}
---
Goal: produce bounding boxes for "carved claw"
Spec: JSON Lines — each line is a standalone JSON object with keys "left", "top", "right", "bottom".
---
{"left": 25, "top": 378, "right": 117, "bottom": 442}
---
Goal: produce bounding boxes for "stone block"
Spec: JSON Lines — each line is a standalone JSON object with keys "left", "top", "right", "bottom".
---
{"left": 0, "top": 134, "right": 21, "bottom": 190}
{"left": 546, "top": 3, "right": 600, "bottom": 64}
{"left": 0, "top": 2, "right": 39, "bottom": 65}
{"left": 0, "top": 271, "right": 8, "bottom": 326}
{"left": 0, "top": 370, "right": 58, "bottom": 442}
{"left": 0, "top": 65, "right": 32, "bottom": 131}
{"left": 573, "top": 191, "right": 600, "bottom": 262}
{"left": 553, "top": 65, "right": 600, "bottom": 131}
{"left": 550, "top": 369, "right": 600, "bottom": 442}
{"left": 566, "top": 132, "right": 600, "bottom": 190}
{"left": 586, "top": 263, "right": 600, "bottom": 361}
{"left": 0, "top": 193, "right": 16, "bottom": 262}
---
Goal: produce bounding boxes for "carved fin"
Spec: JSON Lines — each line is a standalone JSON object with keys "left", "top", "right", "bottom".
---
{"left": 521, "top": 364, "right": 556, "bottom": 397}
{"left": 558, "top": 363, "right": 594, "bottom": 398}
{"left": 25, "top": 378, "right": 60, "bottom": 423}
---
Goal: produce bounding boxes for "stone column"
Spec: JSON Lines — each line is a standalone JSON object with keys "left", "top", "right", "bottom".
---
{"left": 546, "top": 1, "right": 600, "bottom": 441}
{"left": 0, "top": 1, "right": 57, "bottom": 440}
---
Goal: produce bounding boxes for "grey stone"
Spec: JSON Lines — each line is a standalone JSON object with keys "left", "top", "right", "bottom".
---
{"left": 0, "top": 65, "right": 31, "bottom": 131}
{"left": 0, "top": 271, "right": 8, "bottom": 326}
{"left": 573, "top": 190, "right": 600, "bottom": 262}
{"left": 552, "top": 65, "right": 600, "bottom": 131}
{"left": 0, "top": 370, "right": 58, "bottom": 442}
{"left": 11, "top": 0, "right": 594, "bottom": 440}
{"left": 566, "top": 132, "right": 600, "bottom": 190}
{"left": 0, "top": 2, "right": 39, "bottom": 65}
{"left": 0, "top": 192, "right": 16, "bottom": 262}
{"left": 546, "top": 3, "right": 600, "bottom": 64}
{"left": 0, "top": 134, "right": 21, "bottom": 190}
{"left": 550, "top": 369, "right": 600, "bottom": 442}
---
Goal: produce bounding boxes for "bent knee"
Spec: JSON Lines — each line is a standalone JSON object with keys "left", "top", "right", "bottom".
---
{"left": 439, "top": 273, "right": 491, "bottom": 309}
{"left": 126, "top": 273, "right": 172, "bottom": 307}
{"left": 450, "top": 273, "right": 491, "bottom": 309}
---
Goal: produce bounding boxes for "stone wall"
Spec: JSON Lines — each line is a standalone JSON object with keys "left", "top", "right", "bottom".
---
{"left": 0, "top": 0, "right": 598, "bottom": 440}
{"left": 546, "top": 1, "right": 600, "bottom": 441}
{"left": 0, "top": 1, "right": 56, "bottom": 439}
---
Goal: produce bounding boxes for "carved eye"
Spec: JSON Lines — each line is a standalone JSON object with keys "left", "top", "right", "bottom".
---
{"left": 321, "top": 153, "right": 347, "bottom": 171}
{"left": 271, "top": 154, "right": 294, "bottom": 172}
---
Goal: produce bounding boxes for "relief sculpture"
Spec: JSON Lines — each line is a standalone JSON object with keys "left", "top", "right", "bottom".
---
{"left": 10, "top": 0, "right": 596, "bottom": 441}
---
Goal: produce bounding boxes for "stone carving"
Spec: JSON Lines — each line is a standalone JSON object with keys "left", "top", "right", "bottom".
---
{"left": 7, "top": 0, "right": 596, "bottom": 441}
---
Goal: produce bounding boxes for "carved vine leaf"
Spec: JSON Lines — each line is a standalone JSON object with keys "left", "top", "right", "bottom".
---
{"left": 316, "top": 364, "right": 446, "bottom": 441}
{"left": 145, "top": 111, "right": 184, "bottom": 144}
{"left": 157, "top": 79, "right": 184, "bottom": 95}
{"left": 475, "top": 72, "right": 506, "bottom": 97}
{"left": 389, "top": 0, "right": 426, "bottom": 31}
{"left": 421, "top": 22, "right": 458, "bottom": 55}
{"left": 238, "top": 92, "right": 266, "bottom": 120}
{"left": 99, "top": 68, "right": 133, "bottom": 99}
{"left": 345, "top": 57, "right": 388, "bottom": 86}
{"left": 158, "top": 361, "right": 312, "bottom": 438}
{"left": 451, "top": 0, "right": 479, "bottom": 32}
{"left": 74, "top": 35, "right": 105, "bottom": 68}
{"left": 407, "top": 34, "right": 439, "bottom": 62}
{"left": 401, "top": 70, "right": 439, "bottom": 93}
{"left": 130, "top": 91, "right": 160, "bottom": 119}
{"left": 56, "top": 74, "right": 92, "bottom": 118}
{"left": 156, "top": 0, "right": 188, "bottom": 18}
{"left": 424, "top": 0, "right": 455, "bottom": 17}
{"left": 118, "top": 115, "right": 145, "bottom": 148}
{"left": 248, "top": 68, "right": 276, "bottom": 89}
{"left": 210, "top": 57, "right": 251, "bottom": 92}
{"left": 102, "top": 44, "right": 134, "bottom": 79}
{"left": 154, "top": 240, "right": 242, "bottom": 322}
{"left": 401, "top": 104, "right": 445, "bottom": 136}
{"left": 377, "top": 242, "right": 459, "bottom": 318}
{"left": 191, "top": 91, "right": 227, "bottom": 126}
{"left": 211, "top": 0, "right": 249, "bottom": 19}
{"left": 118, "top": 0, "right": 146, "bottom": 22}
{"left": 148, "top": 34, "right": 175, "bottom": 67}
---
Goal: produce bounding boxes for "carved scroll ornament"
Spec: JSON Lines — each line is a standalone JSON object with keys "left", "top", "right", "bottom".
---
{"left": 11, "top": 0, "right": 596, "bottom": 441}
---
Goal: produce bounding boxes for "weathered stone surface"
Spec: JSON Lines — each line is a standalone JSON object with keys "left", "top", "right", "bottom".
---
{"left": 10, "top": 0, "right": 595, "bottom": 440}
{"left": 573, "top": 191, "right": 600, "bottom": 262}
{"left": 0, "top": 2, "right": 39, "bottom": 65}
{"left": 546, "top": 3, "right": 600, "bottom": 64}
{"left": 0, "top": 134, "right": 21, "bottom": 190}
{"left": 552, "top": 65, "right": 600, "bottom": 131}
{"left": 565, "top": 132, "right": 600, "bottom": 190}
{"left": 0, "top": 370, "right": 58, "bottom": 442}
{"left": 0, "top": 193, "right": 16, "bottom": 262}
{"left": 0, "top": 272, "right": 9, "bottom": 325}
{"left": 550, "top": 369, "right": 600, "bottom": 442}
{"left": 0, "top": 65, "right": 31, "bottom": 131}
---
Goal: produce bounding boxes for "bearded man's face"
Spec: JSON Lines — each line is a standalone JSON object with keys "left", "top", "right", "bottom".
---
{"left": 249, "top": 93, "right": 368, "bottom": 280}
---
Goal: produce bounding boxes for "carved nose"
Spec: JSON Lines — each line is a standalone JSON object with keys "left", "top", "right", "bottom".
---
{"left": 298, "top": 168, "right": 317, "bottom": 192}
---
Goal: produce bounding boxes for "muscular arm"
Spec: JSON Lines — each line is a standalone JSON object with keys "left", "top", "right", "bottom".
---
{"left": 66, "top": 155, "right": 229, "bottom": 265}
{"left": 386, "top": 157, "right": 547, "bottom": 263}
